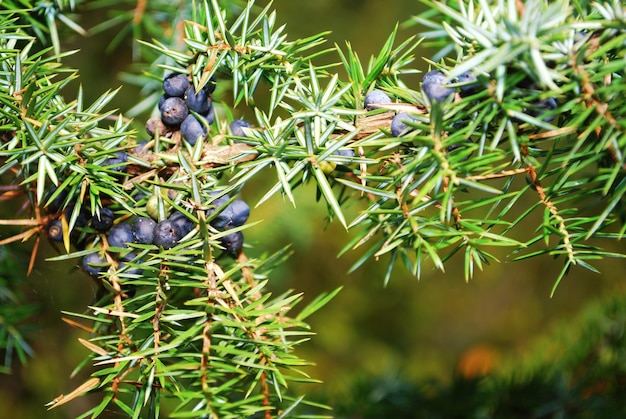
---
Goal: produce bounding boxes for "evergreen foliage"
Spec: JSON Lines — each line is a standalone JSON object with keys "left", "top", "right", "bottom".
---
{"left": 0, "top": 0, "right": 625, "bottom": 417}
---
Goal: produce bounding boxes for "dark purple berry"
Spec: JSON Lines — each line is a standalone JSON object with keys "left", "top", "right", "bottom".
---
{"left": 220, "top": 231, "right": 244, "bottom": 256}
{"left": 158, "top": 94, "right": 167, "bottom": 111}
{"left": 65, "top": 206, "right": 90, "bottom": 228}
{"left": 104, "top": 151, "right": 128, "bottom": 172}
{"left": 447, "top": 138, "right": 473, "bottom": 153}
{"left": 422, "top": 70, "right": 454, "bottom": 103}
{"left": 391, "top": 112, "right": 414, "bottom": 137}
{"left": 206, "top": 193, "right": 231, "bottom": 218}
{"left": 134, "top": 141, "right": 150, "bottom": 154}
{"left": 211, "top": 199, "right": 250, "bottom": 229}
{"left": 92, "top": 207, "right": 115, "bottom": 232}
{"left": 457, "top": 71, "right": 478, "bottom": 94}
{"left": 168, "top": 211, "right": 195, "bottom": 237}
{"left": 160, "top": 97, "right": 189, "bottom": 126}
{"left": 181, "top": 115, "right": 207, "bottom": 146}
{"left": 46, "top": 188, "right": 68, "bottom": 213}
{"left": 153, "top": 220, "right": 182, "bottom": 249}
{"left": 46, "top": 219, "right": 64, "bottom": 242}
{"left": 528, "top": 97, "right": 558, "bottom": 123}
{"left": 230, "top": 119, "right": 250, "bottom": 137}
{"left": 185, "top": 85, "right": 211, "bottom": 113}
{"left": 364, "top": 89, "right": 392, "bottom": 110}
{"left": 163, "top": 73, "right": 189, "bottom": 98}
{"left": 203, "top": 75, "right": 217, "bottom": 95}
{"left": 201, "top": 105, "right": 215, "bottom": 125}
{"left": 118, "top": 253, "right": 143, "bottom": 277}
{"left": 227, "top": 200, "right": 250, "bottom": 228}
{"left": 82, "top": 252, "right": 108, "bottom": 277}
{"left": 107, "top": 223, "right": 134, "bottom": 248}
{"left": 131, "top": 216, "right": 156, "bottom": 244}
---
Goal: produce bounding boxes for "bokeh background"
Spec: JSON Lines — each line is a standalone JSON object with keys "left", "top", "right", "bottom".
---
{"left": 1, "top": 1, "right": 625, "bottom": 417}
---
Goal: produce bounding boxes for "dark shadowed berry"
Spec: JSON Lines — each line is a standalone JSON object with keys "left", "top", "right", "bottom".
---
{"left": 104, "top": 151, "right": 128, "bottom": 172}
{"left": 153, "top": 220, "right": 182, "bottom": 249}
{"left": 46, "top": 219, "right": 64, "bottom": 242}
{"left": 422, "top": 70, "right": 454, "bottom": 104}
{"left": 118, "top": 253, "right": 143, "bottom": 277}
{"left": 134, "top": 141, "right": 150, "bottom": 154}
{"left": 65, "top": 206, "right": 90, "bottom": 228}
{"left": 107, "top": 223, "right": 134, "bottom": 248}
{"left": 82, "top": 252, "right": 108, "bottom": 277}
{"left": 206, "top": 193, "right": 231, "bottom": 219}
{"left": 185, "top": 85, "right": 211, "bottom": 113}
{"left": 447, "top": 138, "right": 473, "bottom": 153}
{"left": 181, "top": 114, "right": 207, "bottom": 146}
{"left": 203, "top": 75, "right": 217, "bottom": 95}
{"left": 457, "top": 71, "right": 478, "bottom": 94}
{"left": 391, "top": 112, "right": 414, "bottom": 137}
{"left": 131, "top": 216, "right": 156, "bottom": 244}
{"left": 211, "top": 199, "right": 250, "bottom": 229}
{"left": 46, "top": 188, "right": 68, "bottom": 214}
{"left": 211, "top": 211, "right": 231, "bottom": 229}
{"left": 364, "top": 89, "right": 392, "bottom": 110}
{"left": 169, "top": 211, "right": 195, "bottom": 237}
{"left": 160, "top": 97, "right": 189, "bottom": 126}
{"left": 92, "top": 207, "right": 115, "bottom": 232}
{"left": 220, "top": 231, "right": 244, "bottom": 256}
{"left": 118, "top": 262, "right": 142, "bottom": 278}
{"left": 163, "top": 73, "right": 189, "bottom": 97}
{"left": 230, "top": 119, "right": 250, "bottom": 137}
{"left": 201, "top": 105, "right": 215, "bottom": 125}
{"left": 528, "top": 97, "right": 558, "bottom": 123}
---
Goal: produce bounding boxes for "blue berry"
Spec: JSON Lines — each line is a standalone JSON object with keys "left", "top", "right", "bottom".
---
{"left": 227, "top": 200, "right": 250, "bottom": 228}
{"left": 181, "top": 114, "right": 207, "bottom": 146}
{"left": 391, "top": 112, "right": 414, "bottom": 137}
{"left": 66, "top": 206, "right": 90, "bottom": 228}
{"left": 220, "top": 231, "right": 244, "bottom": 256}
{"left": 82, "top": 252, "right": 108, "bottom": 277}
{"left": 206, "top": 193, "right": 231, "bottom": 218}
{"left": 185, "top": 85, "right": 211, "bottom": 113}
{"left": 131, "top": 216, "right": 156, "bottom": 244}
{"left": 230, "top": 119, "right": 250, "bottom": 137}
{"left": 160, "top": 97, "right": 189, "bottom": 126}
{"left": 46, "top": 219, "right": 64, "bottom": 242}
{"left": 457, "top": 71, "right": 478, "bottom": 94}
{"left": 46, "top": 187, "right": 68, "bottom": 213}
{"left": 201, "top": 105, "right": 215, "bottom": 126}
{"left": 203, "top": 75, "right": 217, "bottom": 95}
{"left": 334, "top": 149, "right": 355, "bottom": 158}
{"left": 163, "top": 73, "right": 189, "bottom": 98}
{"left": 118, "top": 253, "right": 143, "bottom": 277}
{"left": 528, "top": 97, "right": 558, "bottom": 123}
{"left": 211, "top": 199, "right": 250, "bottom": 229}
{"left": 153, "top": 220, "right": 182, "bottom": 249}
{"left": 364, "top": 89, "right": 392, "bottom": 110}
{"left": 168, "top": 211, "right": 195, "bottom": 237}
{"left": 422, "top": 70, "right": 454, "bottom": 104}
{"left": 107, "top": 223, "right": 134, "bottom": 248}
{"left": 134, "top": 141, "right": 150, "bottom": 154}
{"left": 92, "top": 207, "right": 115, "bottom": 232}
{"left": 104, "top": 151, "right": 128, "bottom": 172}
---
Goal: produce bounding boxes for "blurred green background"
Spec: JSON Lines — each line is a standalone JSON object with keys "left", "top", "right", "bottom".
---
{"left": 1, "top": 1, "right": 626, "bottom": 418}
